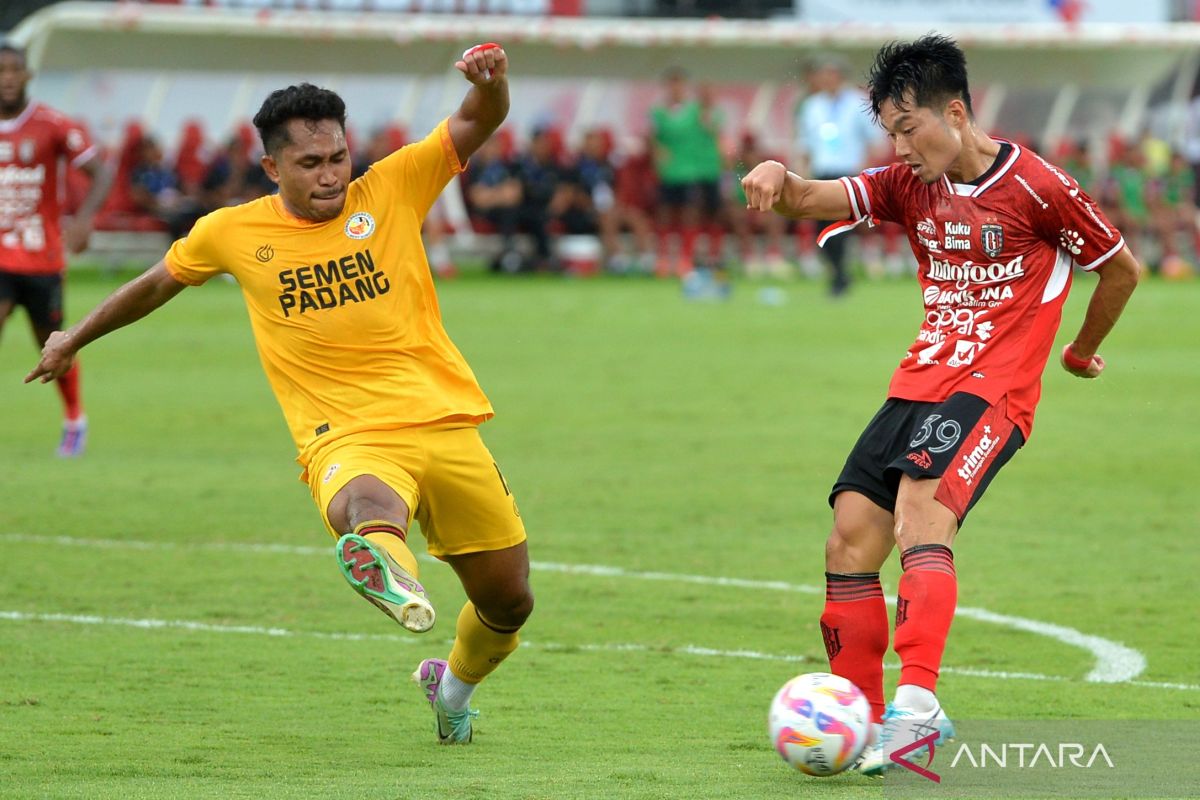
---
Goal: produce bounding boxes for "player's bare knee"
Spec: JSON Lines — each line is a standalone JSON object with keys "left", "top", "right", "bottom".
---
{"left": 479, "top": 587, "right": 534, "bottom": 630}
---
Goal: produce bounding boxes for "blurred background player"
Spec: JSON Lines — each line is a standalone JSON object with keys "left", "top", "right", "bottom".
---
{"left": 0, "top": 40, "right": 111, "bottom": 457}
{"left": 792, "top": 55, "right": 882, "bottom": 296}
{"left": 28, "top": 45, "right": 532, "bottom": 746}
{"left": 650, "top": 68, "right": 725, "bottom": 277}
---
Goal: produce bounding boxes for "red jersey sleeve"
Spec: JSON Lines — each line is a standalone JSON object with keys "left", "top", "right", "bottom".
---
{"left": 838, "top": 163, "right": 909, "bottom": 226}
{"left": 54, "top": 115, "right": 98, "bottom": 169}
{"left": 1034, "top": 161, "right": 1125, "bottom": 272}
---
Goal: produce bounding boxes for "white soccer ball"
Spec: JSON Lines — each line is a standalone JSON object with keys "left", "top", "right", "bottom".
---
{"left": 768, "top": 672, "right": 871, "bottom": 776}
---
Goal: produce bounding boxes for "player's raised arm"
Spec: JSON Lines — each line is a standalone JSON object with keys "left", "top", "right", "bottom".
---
{"left": 25, "top": 261, "right": 187, "bottom": 384}
{"left": 740, "top": 159, "right": 853, "bottom": 220}
{"left": 448, "top": 43, "right": 510, "bottom": 164}
{"left": 1060, "top": 245, "right": 1142, "bottom": 379}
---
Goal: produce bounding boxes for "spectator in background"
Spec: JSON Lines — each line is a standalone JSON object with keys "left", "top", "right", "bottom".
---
{"left": 202, "top": 135, "right": 273, "bottom": 211}
{"left": 1101, "top": 141, "right": 1150, "bottom": 258}
{"left": 650, "top": 68, "right": 725, "bottom": 276}
{"left": 463, "top": 133, "right": 523, "bottom": 272}
{"left": 792, "top": 55, "right": 881, "bottom": 296}
{"left": 512, "top": 125, "right": 574, "bottom": 271}
{"left": 129, "top": 135, "right": 199, "bottom": 239}
{"left": 1058, "top": 138, "right": 1096, "bottom": 196}
{"left": 1149, "top": 150, "right": 1197, "bottom": 278}
{"left": 567, "top": 128, "right": 654, "bottom": 272}
{"left": 611, "top": 134, "right": 659, "bottom": 273}
{"left": 730, "top": 132, "right": 789, "bottom": 278}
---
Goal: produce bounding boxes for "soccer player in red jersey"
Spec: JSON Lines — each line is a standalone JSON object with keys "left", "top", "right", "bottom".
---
{"left": 0, "top": 41, "right": 112, "bottom": 456}
{"left": 741, "top": 35, "right": 1140, "bottom": 773}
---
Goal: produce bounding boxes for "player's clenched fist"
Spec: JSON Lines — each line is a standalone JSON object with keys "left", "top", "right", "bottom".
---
{"left": 457, "top": 43, "right": 507, "bottom": 85}
{"left": 741, "top": 160, "right": 788, "bottom": 213}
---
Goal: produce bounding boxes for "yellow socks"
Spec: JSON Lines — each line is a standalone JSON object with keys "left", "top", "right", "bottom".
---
{"left": 448, "top": 601, "right": 522, "bottom": 684}
{"left": 353, "top": 520, "right": 420, "bottom": 577}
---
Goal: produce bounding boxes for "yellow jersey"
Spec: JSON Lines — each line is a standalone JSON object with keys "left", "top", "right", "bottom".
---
{"left": 164, "top": 119, "right": 493, "bottom": 468}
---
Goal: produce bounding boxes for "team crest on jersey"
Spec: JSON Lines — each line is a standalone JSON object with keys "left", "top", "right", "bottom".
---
{"left": 345, "top": 212, "right": 375, "bottom": 240}
{"left": 980, "top": 224, "right": 1004, "bottom": 258}
{"left": 18, "top": 138, "right": 36, "bottom": 163}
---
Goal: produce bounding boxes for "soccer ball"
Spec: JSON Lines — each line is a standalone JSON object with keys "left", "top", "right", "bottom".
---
{"left": 768, "top": 672, "right": 871, "bottom": 776}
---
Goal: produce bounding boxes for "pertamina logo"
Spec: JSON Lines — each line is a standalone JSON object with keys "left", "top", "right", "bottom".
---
{"left": 345, "top": 211, "right": 376, "bottom": 240}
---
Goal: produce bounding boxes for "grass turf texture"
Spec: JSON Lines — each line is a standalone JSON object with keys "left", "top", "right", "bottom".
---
{"left": 1, "top": 269, "right": 1197, "bottom": 799}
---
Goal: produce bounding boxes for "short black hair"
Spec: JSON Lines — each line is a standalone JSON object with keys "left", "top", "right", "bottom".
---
{"left": 866, "top": 34, "right": 973, "bottom": 122}
{"left": 252, "top": 83, "right": 347, "bottom": 155}
{"left": 0, "top": 40, "right": 27, "bottom": 66}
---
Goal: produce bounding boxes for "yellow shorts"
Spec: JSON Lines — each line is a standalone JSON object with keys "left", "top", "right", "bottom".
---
{"left": 305, "top": 423, "right": 526, "bottom": 559}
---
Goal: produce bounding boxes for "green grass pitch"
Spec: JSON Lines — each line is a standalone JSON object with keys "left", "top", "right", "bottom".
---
{"left": 1, "top": 269, "right": 1197, "bottom": 799}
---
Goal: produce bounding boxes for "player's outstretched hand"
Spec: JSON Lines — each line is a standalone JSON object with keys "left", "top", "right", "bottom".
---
{"left": 457, "top": 43, "right": 507, "bottom": 85}
{"left": 741, "top": 160, "right": 788, "bottom": 213}
{"left": 25, "top": 331, "right": 77, "bottom": 384}
{"left": 1061, "top": 343, "right": 1105, "bottom": 379}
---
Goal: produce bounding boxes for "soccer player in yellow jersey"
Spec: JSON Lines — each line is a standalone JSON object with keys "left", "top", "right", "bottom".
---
{"left": 27, "top": 44, "right": 526, "bottom": 745}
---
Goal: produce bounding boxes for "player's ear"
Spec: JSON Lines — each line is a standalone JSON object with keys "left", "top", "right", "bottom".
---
{"left": 261, "top": 153, "right": 280, "bottom": 185}
{"left": 944, "top": 98, "right": 968, "bottom": 129}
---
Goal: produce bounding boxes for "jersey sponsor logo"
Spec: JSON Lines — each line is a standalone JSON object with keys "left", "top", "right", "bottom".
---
{"left": 1059, "top": 228, "right": 1084, "bottom": 255}
{"left": 18, "top": 138, "right": 36, "bottom": 163}
{"left": 1081, "top": 200, "right": 1114, "bottom": 238}
{"left": 255, "top": 244, "right": 274, "bottom": 263}
{"left": 906, "top": 449, "right": 933, "bottom": 470}
{"left": 1035, "top": 154, "right": 1078, "bottom": 196}
{"left": 1014, "top": 173, "right": 1049, "bottom": 209}
{"left": 943, "top": 221, "right": 971, "bottom": 251}
{"left": 947, "top": 339, "right": 984, "bottom": 368}
{"left": 0, "top": 164, "right": 46, "bottom": 185}
{"left": 344, "top": 211, "right": 375, "bottom": 240}
{"left": 980, "top": 224, "right": 1004, "bottom": 258}
{"left": 926, "top": 254, "right": 1025, "bottom": 289}
{"left": 276, "top": 247, "right": 390, "bottom": 317}
{"left": 322, "top": 463, "right": 340, "bottom": 483}
{"left": 956, "top": 424, "right": 1001, "bottom": 486}
{"left": 916, "top": 217, "right": 941, "bottom": 252}
{"left": 924, "top": 307, "right": 994, "bottom": 342}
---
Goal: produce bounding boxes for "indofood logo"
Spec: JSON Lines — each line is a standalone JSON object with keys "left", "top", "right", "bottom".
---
{"left": 927, "top": 255, "right": 1025, "bottom": 289}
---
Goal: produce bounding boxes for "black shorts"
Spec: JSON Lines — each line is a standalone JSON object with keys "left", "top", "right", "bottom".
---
{"left": 830, "top": 392, "right": 1025, "bottom": 523}
{"left": 659, "top": 180, "right": 723, "bottom": 215}
{"left": 0, "top": 270, "right": 64, "bottom": 330}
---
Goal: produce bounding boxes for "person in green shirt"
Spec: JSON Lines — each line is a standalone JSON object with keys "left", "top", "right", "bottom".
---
{"left": 650, "top": 68, "right": 726, "bottom": 276}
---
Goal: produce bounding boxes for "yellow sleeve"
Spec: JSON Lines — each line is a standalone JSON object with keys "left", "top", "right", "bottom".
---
{"left": 361, "top": 118, "right": 465, "bottom": 221}
{"left": 163, "top": 210, "right": 228, "bottom": 285}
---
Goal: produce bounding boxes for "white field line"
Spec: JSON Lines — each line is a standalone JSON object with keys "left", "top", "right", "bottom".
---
{"left": 0, "top": 533, "right": 1150, "bottom": 686}
{"left": 1, "top": 609, "right": 1195, "bottom": 691}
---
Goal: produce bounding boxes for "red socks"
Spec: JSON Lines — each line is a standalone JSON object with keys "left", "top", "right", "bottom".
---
{"left": 56, "top": 362, "right": 83, "bottom": 421}
{"left": 821, "top": 572, "right": 888, "bottom": 723}
{"left": 893, "top": 544, "right": 957, "bottom": 693}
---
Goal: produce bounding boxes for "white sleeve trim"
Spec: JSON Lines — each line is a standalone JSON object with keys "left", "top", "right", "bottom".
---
{"left": 1076, "top": 237, "right": 1126, "bottom": 271}
{"left": 838, "top": 176, "right": 862, "bottom": 220}
{"left": 69, "top": 145, "right": 100, "bottom": 169}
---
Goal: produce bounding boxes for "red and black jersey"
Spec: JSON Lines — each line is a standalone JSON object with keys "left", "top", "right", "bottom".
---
{"left": 834, "top": 141, "right": 1124, "bottom": 438}
{"left": 0, "top": 102, "right": 98, "bottom": 274}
